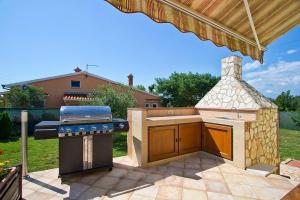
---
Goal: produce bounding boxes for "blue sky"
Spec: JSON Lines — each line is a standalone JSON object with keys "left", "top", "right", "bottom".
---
{"left": 0, "top": 0, "right": 299, "bottom": 98}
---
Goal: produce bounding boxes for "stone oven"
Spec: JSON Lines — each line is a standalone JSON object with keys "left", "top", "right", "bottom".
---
{"left": 127, "top": 56, "right": 279, "bottom": 172}
{"left": 196, "top": 56, "right": 279, "bottom": 169}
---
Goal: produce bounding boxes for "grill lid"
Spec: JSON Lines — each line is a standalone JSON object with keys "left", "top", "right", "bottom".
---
{"left": 60, "top": 106, "right": 112, "bottom": 124}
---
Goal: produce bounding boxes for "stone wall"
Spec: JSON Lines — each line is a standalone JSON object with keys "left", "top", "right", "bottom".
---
{"left": 245, "top": 108, "right": 279, "bottom": 167}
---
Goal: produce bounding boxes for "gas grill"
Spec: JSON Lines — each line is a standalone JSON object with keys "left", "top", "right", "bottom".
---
{"left": 34, "top": 106, "right": 129, "bottom": 176}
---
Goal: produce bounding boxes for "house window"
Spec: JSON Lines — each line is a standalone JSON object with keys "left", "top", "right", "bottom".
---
{"left": 71, "top": 80, "right": 81, "bottom": 88}
{"left": 152, "top": 103, "right": 158, "bottom": 108}
{"left": 145, "top": 103, "right": 150, "bottom": 108}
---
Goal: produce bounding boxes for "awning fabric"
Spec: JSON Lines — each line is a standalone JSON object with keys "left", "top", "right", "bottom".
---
{"left": 106, "top": 0, "right": 300, "bottom": 63}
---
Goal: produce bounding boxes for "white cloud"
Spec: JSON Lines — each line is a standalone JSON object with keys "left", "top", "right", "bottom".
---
{"left": 286, "top": 49, "right": 297, "bottom": 54}
{"left": 244, "top": 60, "right": 300, "bottom": 97}
{"left": 266, "top": 89, "right": 273, "bottom": 94}
{"left": 244, "top": 61, "right": 261, "bottom": 71}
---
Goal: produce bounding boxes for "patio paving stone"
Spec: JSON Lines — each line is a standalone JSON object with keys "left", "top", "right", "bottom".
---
{"left": 227, "top": 183, "right": 257, "bottom": 199}
{"left": 182, "top": 188, "right": 207, "bottom": 200}
{"left": 202, "top": 171, "right": 224, "bottom": 181}
{"left": 93, "top": 176, "right": 120, "bottom": 189}
{"left": 163, "top": 175, "right": 184, "bottom": 187}
{"left": 132, "top": 182, "right": 158, "bottom": 198}
{"left": 129, "top": 193, "right": 156, "bottom": 200}
{"left": 143, "top": 173, "right": 165, "bottom": 184}
{"left": 204, "top": 180, "right": 231, "bottom": 194}
{"left": 22, "top": 155, "right": 300, "bottom": 200}
{"left": 168, "top": 160, "right": 185, "bottom": 168}
{"left": 244, "top": 175, "right": 272, "bottom": 187}
{"left": 252, "top": 185, "right": 288, "bottom": 200}
{"left": 126, "top": 171, "right": 146, "bottom": 181}
{"left": 68, "top": 182, "right": 90, "bottom": 199}
{"left": 183, "top": 169, "right": 202, "bottom": 179}
{"left": 223, "top": 173, "right": 248, "bottom": 184}
{"left": 182, "top": 177, "right": 206, "bottom": 191}
{"left": 207, "top": 192, "right": 234, "bottom": 200}
{"left": 114, "top": 178, "right": 138, "bottom": 191}
{"left": 267, "top": 176, "right": 296, "bottom": 190}
{"left": 77, "top": 186, "right": 107, "bottom": 200}
{"left": 156, "top": 185, "right": 182, "bottom": 200}
{"left": 184, "top": 156, "right": 201, "bottom": 164}
{"left": 23, "top": 190, "right": 55, "bottom": 200}
{"left": 104, "top": 190, "right": 133, "bottom": 200}
{"left": 107, "top": 168, "right": 129, "bottom": 178}
{"left": 185, "top": 162, "right": 201, "bottom": 170}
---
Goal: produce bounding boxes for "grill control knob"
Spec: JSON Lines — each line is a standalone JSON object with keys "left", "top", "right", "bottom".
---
{"left": 66, "top": 129, "right": 72, "bottom": 136}
{"left": 79, "top": 128, "right": 84, "bottom": 132}
{"left": 103, "top": 125, "right": 108, "bottom": 133}
{"left": 119, "top": 123, "right": 125, "bottom": 129}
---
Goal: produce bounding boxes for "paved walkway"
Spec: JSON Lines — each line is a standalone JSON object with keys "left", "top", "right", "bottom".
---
{"left": 22, "top": 153, "right": 299, "bottom": 200}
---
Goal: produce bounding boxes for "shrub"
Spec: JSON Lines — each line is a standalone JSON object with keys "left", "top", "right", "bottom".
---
{"left": 0, "top": 149, "right": 10, "bottom": 181}
{"left": 83, "top": 84, "right": 136, "bottom": 119}
{"left": 0, "top": 112, "right": 13, "bottom": 139}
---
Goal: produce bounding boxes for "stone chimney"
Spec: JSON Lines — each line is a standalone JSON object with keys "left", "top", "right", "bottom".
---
{"left": 128, "top": 74, "right": 133, "bottom": 87}
{"left": 221, "top": 56, "right": 242, "bottom": 80}
{"left": 74, "top": 67, "right": 82, "bottom": 73}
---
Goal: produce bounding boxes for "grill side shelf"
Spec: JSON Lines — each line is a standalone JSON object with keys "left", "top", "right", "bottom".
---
{"left": 34, "top": 121, "right": 60, "bottom": 140}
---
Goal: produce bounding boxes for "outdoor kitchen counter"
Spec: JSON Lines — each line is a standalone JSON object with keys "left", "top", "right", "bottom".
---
{"left": 146, "top": 114, "right": 255, "bottom": 127}
{"left": 127, "top": 108, "right": 258, "bottom": 169}
{"left": 146, "top": 115, "right": 202, "bottom": 126}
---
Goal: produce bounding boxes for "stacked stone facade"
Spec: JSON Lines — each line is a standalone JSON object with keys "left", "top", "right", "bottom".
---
{"left": 245, "top": 109, "right": 279, "bottom": 167}
{"left": 196, "top": 56, "right": 276, "bottom": 110}
{"left": 196, "top": 56, "right": 279, "bottom": 169}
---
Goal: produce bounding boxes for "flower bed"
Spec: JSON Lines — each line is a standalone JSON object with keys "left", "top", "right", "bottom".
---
{"left": 0, "top": 149, "right": 22, "bottom": 200}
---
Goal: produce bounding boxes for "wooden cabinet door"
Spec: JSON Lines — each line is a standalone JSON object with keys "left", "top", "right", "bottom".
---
{"left": 202, "top": 123, "right": 232, "bottom": 160}
{"left": 179, "top": 123, "right": 201, "bottom": 155}
{"left": 148, "top": 125, "right": 179, "bottom": 162}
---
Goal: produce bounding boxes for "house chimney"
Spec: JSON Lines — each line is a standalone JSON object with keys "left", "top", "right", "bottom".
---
{"left": 221, "top": 56, "right": 242, "bottom": 80}
{"left": 74, "top": 67, "right": 82, "bottom": 73}
{"left": 128, "top": 74, "right": 133, "bottom": 87}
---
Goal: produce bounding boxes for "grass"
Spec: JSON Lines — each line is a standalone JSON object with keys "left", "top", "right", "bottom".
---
{"left": 1, "top": 129, "right": 300, "bottom": 172}
{"left": 0, "top": 132, "right": 127, "bottom": 172}
{"left": 279, "top": 128, "right": 300, "bottom": 161}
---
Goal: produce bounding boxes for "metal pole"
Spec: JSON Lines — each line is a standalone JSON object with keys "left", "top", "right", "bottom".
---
{"left": 21, "top": 110, "right": 28, "bottom": 177}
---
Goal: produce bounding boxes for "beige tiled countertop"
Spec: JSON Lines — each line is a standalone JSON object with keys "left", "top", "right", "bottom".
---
{"left": 146, "top": 115, "right": 202, "bottom": 126}
{"left": 146, "top": 114, "right": 253, "bottom": 127}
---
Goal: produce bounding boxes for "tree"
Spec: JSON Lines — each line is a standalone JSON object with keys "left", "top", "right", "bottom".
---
{"left": 85, "top": 84, "right": 136, "bottom": 119}
{"left": 0, "top": 96, "right": 4, "bottom": 107}
{"left": 153, "top": 72, "right": 220, "bottom": 107}
{"left": 135, "top": 84, "right": 146, "bottom": 92}
{"left": 6, "top": 86, "right": 46, "bottom": 108}
{"left": 273, "top": 90, "right": 298, "bottom": 111}
{"left": 148, "top": 84, "right": 158, "bottom": 95}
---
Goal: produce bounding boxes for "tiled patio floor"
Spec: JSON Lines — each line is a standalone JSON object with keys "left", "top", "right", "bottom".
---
{"left": 22, "top": 153, "right": 299, "bottom": 200}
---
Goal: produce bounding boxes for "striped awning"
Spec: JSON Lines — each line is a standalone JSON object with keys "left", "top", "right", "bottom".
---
{"left": 106, "top": 0, "right": 300, "bottom": 63}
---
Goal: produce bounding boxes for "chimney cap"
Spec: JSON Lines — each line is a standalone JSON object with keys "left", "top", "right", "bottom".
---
{"left": 221, "top": 56, "right": 242, "bottom": 79}
{"left": 74, "top": 67, "right": 82, "bottom": 72}
{"left": 128, "top": 73, "right": 133, "bottom": 78}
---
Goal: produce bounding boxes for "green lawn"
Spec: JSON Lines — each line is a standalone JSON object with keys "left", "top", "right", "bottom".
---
{"left": 0, "top": 132, "right": 127, "bottom": 172}
{"left": 1, "top": 129, "right": 300, "bottom": 172}
{"left": 279, "top": 128, "right": 300, "bottom": 161}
